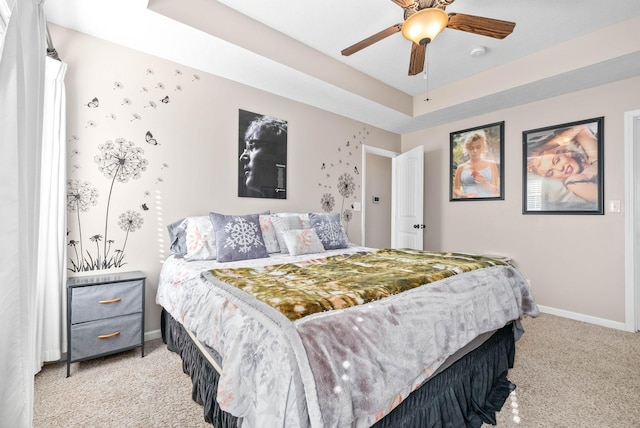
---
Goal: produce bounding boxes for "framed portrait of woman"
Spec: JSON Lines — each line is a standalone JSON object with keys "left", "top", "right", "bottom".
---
{"left": 450, "top": 121, "right": 505, "bottom": 201}
{"left": 522, "top": 117, "right": 604, "bottom": 215}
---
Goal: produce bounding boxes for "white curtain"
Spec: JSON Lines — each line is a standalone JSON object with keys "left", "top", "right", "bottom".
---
{"left": 34, "top": 56, "right": 67, "bottom": 372}
{"left": 0, "top": 0, "right": 47, "bottom": 426}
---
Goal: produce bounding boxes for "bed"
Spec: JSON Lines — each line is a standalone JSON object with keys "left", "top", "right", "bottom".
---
{"left": 156, "top": 212, "right": 538, "bottom": 428}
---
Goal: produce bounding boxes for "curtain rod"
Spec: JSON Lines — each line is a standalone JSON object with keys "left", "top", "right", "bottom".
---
{"left": 46, "top": 22, "right": 60, "bottom": 61}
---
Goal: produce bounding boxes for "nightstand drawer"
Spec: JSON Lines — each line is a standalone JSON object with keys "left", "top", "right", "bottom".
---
{"left": 70, "top": 313, "right": 142, "bottom": 361}
{"left": 71, "top": 280, "right": 143, "bottom": 324}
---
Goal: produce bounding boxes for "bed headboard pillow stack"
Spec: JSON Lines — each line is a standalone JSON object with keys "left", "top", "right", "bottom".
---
{"left": 167, "top": 211, "right": 349, "bottom": 261}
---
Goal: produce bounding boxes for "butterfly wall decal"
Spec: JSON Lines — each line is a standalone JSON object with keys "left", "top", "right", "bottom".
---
{"left": 145, "top": 131, "right": 159, "bottom": 145}
{"left": 86, "top": 97, "right": 99, "bottom": 108}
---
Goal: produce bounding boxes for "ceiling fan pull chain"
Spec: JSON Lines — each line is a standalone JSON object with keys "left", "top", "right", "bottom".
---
{"left": 424, "top": 48, "right": 431, "bottom": 102}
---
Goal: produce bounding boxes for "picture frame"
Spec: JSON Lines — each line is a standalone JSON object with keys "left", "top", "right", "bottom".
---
{"left": 522, "top": 117, "right": 604, "bottom": 215}
{"left": 450, "top": 121, "right": 504, "bottom": 201}
{"left": 237, "top": 109, "right": 288, "bottom": 199}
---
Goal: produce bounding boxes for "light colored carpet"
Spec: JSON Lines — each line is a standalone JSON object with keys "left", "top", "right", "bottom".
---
{"left": 34, "top": 313, "right": 640, "bottom": 427}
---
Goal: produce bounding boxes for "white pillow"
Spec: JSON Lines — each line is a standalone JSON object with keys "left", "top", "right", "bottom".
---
{"left": 183, "top": 216, "right": 217, "bottom": 261}
{"left": 282, "top": 229, "right": 326, "bottom": 256}
{"left": 271, "top": 215, "right": 303, "bottom": 254}
{"left": 259, "top": 215, "right": 280, "bottom": 253}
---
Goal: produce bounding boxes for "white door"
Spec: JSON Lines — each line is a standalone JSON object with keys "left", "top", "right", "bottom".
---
{"left": 392, "top": 145, "right": 424, "bottom": 249}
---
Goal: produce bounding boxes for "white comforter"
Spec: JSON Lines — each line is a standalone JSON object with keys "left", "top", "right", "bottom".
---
{"left": 156, "top": 248, "right": 538, "bottom": 428}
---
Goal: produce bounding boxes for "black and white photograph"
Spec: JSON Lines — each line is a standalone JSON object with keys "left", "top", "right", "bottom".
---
{"left": 238, "top": 109, "right": 288, "bottom": 199}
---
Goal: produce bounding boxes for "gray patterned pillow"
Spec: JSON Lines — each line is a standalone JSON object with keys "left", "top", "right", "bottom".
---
{"left": 308, "top": 213, "right": 349, "bottom": 250}
{"left": 209, "top": 212, "right": 269, "bottom": 262}
{"left": 271, "top": 215, "right": 303, "bottom": 254}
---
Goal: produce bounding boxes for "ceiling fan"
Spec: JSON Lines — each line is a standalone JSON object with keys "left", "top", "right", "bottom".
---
{"left": 341, "top": 0, "right": 516, "bottom": 76}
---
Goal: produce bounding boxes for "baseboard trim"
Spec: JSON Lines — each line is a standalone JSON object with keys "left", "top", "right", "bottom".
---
{"left": 537, "top": 305, "right": 627, "bottom": 331}
{"left": 144, "top": 329, "right": 162, "bottom": 341}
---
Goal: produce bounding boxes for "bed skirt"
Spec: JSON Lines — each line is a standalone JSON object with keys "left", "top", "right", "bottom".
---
{"left": 161, "top": 309, "right": 515, "bottom": 428}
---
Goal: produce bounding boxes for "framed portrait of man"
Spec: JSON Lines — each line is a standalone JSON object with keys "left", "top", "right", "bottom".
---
{"left": 522, "top": 117, "right": 604, "bottom": 214}
{"left": 238, "top": 109, "right": 288, "bottom": 199}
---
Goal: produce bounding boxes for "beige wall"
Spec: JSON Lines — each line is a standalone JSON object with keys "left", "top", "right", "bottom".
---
{"left": 402, "top": 76, "right": 640, "bottom": 324}
{"left": 364, "top": 153, "right": 392, "bottom": 248}
{"left": 54, "top": 25, "right": 400, "bottom": 334}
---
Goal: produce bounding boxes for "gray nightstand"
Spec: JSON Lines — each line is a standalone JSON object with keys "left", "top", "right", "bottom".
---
{"left": 66, "top": 270, "right": 145, "bottom": 377}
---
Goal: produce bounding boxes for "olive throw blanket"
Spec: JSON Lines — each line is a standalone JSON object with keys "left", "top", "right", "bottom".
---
{"left": 200, "top": 249, "right": 538, "bottom": 428}
{"left": 206, "top": 249, "right": 510, "bottom": 321}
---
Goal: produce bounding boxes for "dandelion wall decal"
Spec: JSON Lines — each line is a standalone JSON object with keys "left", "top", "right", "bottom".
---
{"left": 337, "top": 173, "right": 356, "bottom": 199}
{"left": 85, "top": 120, "right": 96, "bottom": 128}
{"left": 130, "top": 113, "right": 141, "bottom": 121}
{"left": 316, "top": 128, "right": 365, "bottom": 237}
{"left": 113, "top": 81, "right": 123, "bottom": 90}
{"left": 66, "top": 179, "right": 99, "bottom": 271}
{"left": 93, "top": 138, "right": 148, "bottom": 267}
{"left": 320, "top": 193, "right": 335, "bottom": 212}
{"left": 121, "top": 98, "right": 132, "bottom": 106}
{"left": 117, "top": 209, "right": 144, "bottom": 260}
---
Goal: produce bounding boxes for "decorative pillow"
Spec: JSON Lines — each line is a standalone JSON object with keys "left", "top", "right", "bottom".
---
{"left": 167, "top": 218, "right": 188, "bottom": 257}
{"left": 272, "top": 212, "right": 311, "bottom": 229}
{"left": 299, "top": 213, "right": 311, "bottom": 229}
{"left": 309, "top": 213, "right": 349, "bottom": 250}
{"left": 259, "top": 215, "right": 280, "bottom": 253}
{"left": 183, "top": 216, "right": 217, "bottom": 261}
{"left": 282, "top": 229, "right": 325, "bottom": 256}
{"left": 209, "top": 212, "right": 269, "bottom": 262}
{"left": 271, "top": 215, "right": 303, "bottom": 254}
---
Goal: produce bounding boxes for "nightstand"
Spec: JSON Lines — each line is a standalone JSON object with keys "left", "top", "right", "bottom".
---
{"left": 66, "top": 270, "right": 145, "bottom": 377}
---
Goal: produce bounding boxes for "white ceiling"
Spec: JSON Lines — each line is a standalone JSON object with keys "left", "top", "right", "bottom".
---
{"left": 44, "top": 0, "right": 640, "bottom": 134}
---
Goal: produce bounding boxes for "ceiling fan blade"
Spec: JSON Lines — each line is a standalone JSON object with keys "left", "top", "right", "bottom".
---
{"left": 447, "top": 13, "right": 515, "bottom": 39}
{"left": 391, "top": 0, "right": 415, "bottom": 7}
{"left": 408, "top": 42, "right": 426, "bottom": 76}
{"left": 341, "top": 24, "right": 403, "bottom": 56}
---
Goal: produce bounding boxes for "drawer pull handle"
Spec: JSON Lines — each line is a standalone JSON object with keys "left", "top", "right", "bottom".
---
{"left": 98, "top": 297, "right": 121, "bottom": 304}
{"left": 98, "top": 331, "right": 120, "bottom": 339}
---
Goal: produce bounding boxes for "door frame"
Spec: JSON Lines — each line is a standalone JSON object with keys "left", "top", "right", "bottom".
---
{"left": 624, "top": 109, "right": 640, "bottom": 332}
{"left": 361, "top": 145, "right": 399, "bottom": 246}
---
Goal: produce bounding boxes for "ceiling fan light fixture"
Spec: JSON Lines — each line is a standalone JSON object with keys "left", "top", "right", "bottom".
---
{"left": 401, "top": 8, "right": 449, "bottom": 46}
